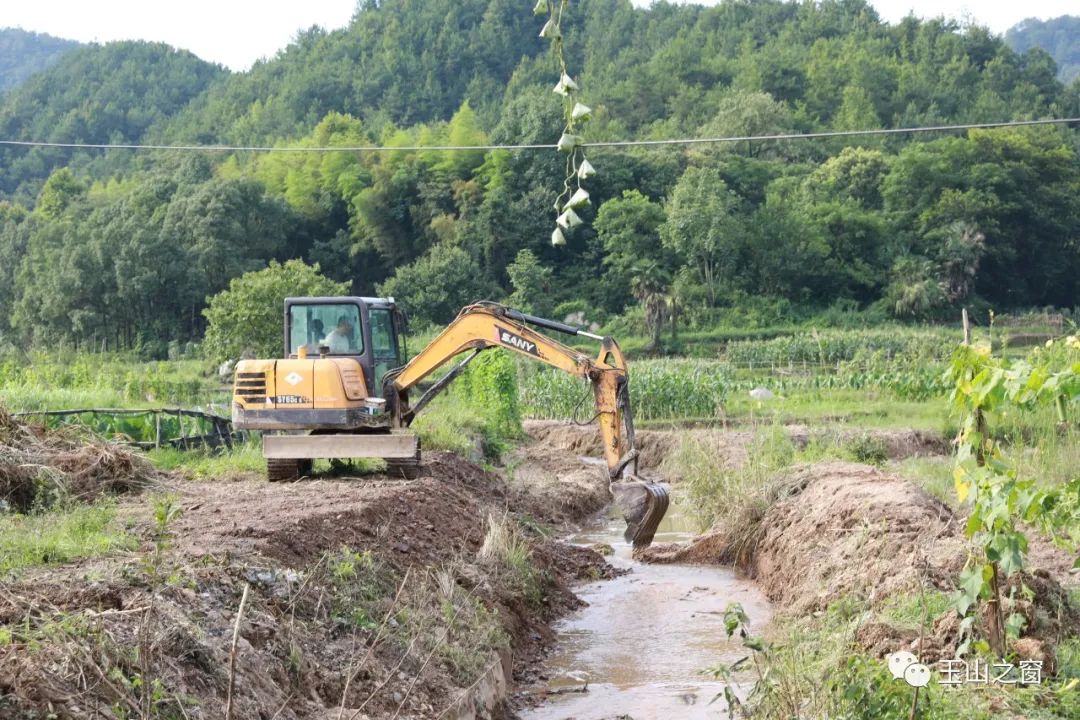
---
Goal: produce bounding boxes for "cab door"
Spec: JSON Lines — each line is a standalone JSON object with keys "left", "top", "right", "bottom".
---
{"left": 368, "top": 307, "right": 402, "bottom": 392}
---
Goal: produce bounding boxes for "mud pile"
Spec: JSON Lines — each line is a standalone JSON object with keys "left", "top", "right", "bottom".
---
{"left": 746, "top": 462, "right": 959, "bottom": 610}
{"left": 0, "top": 450, "right": 612, "bottom": 719}
{"left": 0, "top": 405, "right": 156, "bottom": 511}
{"left": 643, "top": 459, "right": 1080, "bottom": 665}
{"left": 642, "top": 462, "right": 961, "bottom": 602}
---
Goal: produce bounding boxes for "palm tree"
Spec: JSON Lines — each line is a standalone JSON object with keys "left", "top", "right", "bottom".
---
{"left": 631, "top": 261, "right": 671, "bottom": 351}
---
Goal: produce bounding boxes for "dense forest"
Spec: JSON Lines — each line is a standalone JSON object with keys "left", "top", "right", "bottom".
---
{"left": 1, "top": 0, "right": 1080, "bottom": 357}
{"left": 0, "top": 29, "right": 79, "bottom": 93}
{"left": 1007, "top": 15, "right": 1080, "bottom": 83}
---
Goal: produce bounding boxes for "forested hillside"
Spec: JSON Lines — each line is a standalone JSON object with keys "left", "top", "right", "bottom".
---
{"left": 1007, "top": 15, "right": 1080, "bottom": 83}
{"left": 0, "top": 29, "right": 79, "bottom": 93}
{"left": 1, "top": 0, "right": 1079, "bottom": 357}
{"left": 0, "top": 42, "right": 224, "bottom": 202}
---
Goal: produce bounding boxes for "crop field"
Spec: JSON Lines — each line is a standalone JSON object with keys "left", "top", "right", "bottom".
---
{"left": 0, "top": 352, "right": 224, "bottom": 411}
{"left": 518, "top": 325, "right": 969, "bottom": 430}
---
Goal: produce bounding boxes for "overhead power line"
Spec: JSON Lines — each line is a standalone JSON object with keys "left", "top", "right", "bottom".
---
{"left": 0, "top": 116, "right": 1077, "bottom": 154}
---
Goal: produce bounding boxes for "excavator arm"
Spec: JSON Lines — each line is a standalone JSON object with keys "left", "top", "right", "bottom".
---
{"left": 382, "top": 302, "right": 669, "bottom": 548}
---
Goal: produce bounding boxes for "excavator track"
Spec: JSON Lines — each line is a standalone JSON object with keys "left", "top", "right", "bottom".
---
{"left": 384, "top": 457, "right": 421, "bottom": 479}
{"left": 266, "top": 458, "right": 313, "bottom": 482}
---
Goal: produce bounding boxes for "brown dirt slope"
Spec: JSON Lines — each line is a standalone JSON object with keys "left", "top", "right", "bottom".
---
{"left": 0, "top": 447, "right": 613, "bottom": 720}
{"left": 644, "top": 460, "right": 1079, "bottom": 666}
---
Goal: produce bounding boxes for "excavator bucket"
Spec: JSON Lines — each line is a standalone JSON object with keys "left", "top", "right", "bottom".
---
{"left": 610, "top": 477, "right": 670, "bottom": 550}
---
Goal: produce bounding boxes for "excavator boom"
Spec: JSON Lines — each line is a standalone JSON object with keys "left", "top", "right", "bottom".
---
{"left": 383, "top": 302, "right": 669, "bottom": 548}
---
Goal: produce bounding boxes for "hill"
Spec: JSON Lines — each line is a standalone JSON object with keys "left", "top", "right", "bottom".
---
{"left": 0, "top": 41, "right": 225, "bottom": 201}
{"left": 1007, "top": 15, "right": 1080, "bottom": 83}
{"left": 0, "top": 0, "right": 1079, "bottom": 354}
{"left": 0, "top": 28, "right": 79, "bottom": 93}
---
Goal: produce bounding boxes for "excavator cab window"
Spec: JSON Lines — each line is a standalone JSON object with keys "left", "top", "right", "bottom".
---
{"left": 288, "top": 303, "right": 363, "bottom": 356}
{"left": 369, "top": 307, "right": 401, "bottom": 388}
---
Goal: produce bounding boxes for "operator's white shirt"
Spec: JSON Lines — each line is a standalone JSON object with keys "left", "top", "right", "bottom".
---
{"left": 323, "top": 329, "right": 351, "bottom": 352}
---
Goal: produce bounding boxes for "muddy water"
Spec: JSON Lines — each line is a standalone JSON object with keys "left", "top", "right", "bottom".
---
{"left": 519, "top": 501, "right": 773, "bottom": 720}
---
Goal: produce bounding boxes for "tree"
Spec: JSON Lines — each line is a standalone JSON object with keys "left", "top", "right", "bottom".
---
{"left": 202, "top": 260, "right": 348, "bottom": 363}
{"left": 660, "top": 167, "right": 747, "bottom": 306}
{"left": 377, "top": 244, "right": 496, "bottom": 327}
{"left": 36, "top": 168, "right": 86, "bottom": 220}
{"left": 631, "top": 263, "right": 671, "bottom": 351}
{"left": 506, "top": 249, "right": 554, "bottom": 316}
{"left": 595, "top": 190, "right": 668, "bottom": 311}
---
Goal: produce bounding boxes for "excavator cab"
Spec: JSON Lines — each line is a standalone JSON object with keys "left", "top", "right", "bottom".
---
{"left": 284, "top": 297, "right": 407, "bottom": 395}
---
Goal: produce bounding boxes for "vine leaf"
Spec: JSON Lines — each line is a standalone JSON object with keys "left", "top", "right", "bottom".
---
{"left": 953, "top": 464, "right": 971, "bottom": 503}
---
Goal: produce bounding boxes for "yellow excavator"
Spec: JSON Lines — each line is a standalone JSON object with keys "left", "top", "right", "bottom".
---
{"left": 231, "top": 297, "right": 669, "bottom": 548}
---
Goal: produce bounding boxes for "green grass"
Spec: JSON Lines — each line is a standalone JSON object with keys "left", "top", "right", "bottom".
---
{"left": 147, "top": 441, "right": 267, "bottom": 478}
{"left": 0, "top": 352, "right": 224, "bottom": 412}
{"left": 738, "top": 591, "right": 1079, "bottom": 720}
{"left": 878, "top": 589, "right": 953, "bottom": 630}
{"left": 719, "top": 388, "right": 950, "bottom": 430}
{"left": 893, "top": 455, "right": 955, "bottom": 506}
{"left": 0, "top": 502, "right": 136, "bottom": 577}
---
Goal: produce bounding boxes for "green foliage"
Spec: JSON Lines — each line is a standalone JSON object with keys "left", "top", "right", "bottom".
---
{"left": 411, "top": 352, "right": 523, "bottom": 463}
{"left": 595, "top": 190, "right": 668, "bottom": 311}
{"left": 0, "top": 501, "right": 136, "bottom": 577}
{"left": 0, "top": 41, "right": 223, "bottom": 200}
{"left": 0, "top": 352, "right": 220, "bottom": 411}
{"left": 202, "top": 260, "right": 348, "bottom": 363}
{"left": 0, "top": 29, "right": 79, "bottom": 93}
{"left": 377, "top": 245, "right": 496, "bottom": 328}
{"left": 460, "top": 351, "right": 523, "bottom": 450}
{"left": 147, "top": 442, "right": 265, "bottom": 479}
{"left": 947, "top": 339, "right": 1080, "bottom": 653}
{"left": 679, "top": 426, "right": 796, "bottom": 539}
{"left": 1007, "top": 16, "right": 1080, "bottom": 83}
{"left": 506, "top": 249, "right": 554, "bottom": 316}
{"left": 725, "top": 327, "right": 957, "bottom": 365}
{"left": 0, "top": 1, "right": 1079, "bottom": 350}
{"left": 520, "top": 358, "right": 729, "bottom": 422}
{"left": 327, "top": 547, "right": 391, "bottom": 632}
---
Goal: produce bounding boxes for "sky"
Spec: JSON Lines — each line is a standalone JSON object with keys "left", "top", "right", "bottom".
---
{"left": 2, "top": 1, "right": 1077, "bottom": 71}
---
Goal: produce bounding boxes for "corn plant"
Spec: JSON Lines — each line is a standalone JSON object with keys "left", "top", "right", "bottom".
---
{"left": 519, "top": 359, "right": 730, "bottom": 421}
{"left": 725, "top": 327, "right": 959, "bottom": 366}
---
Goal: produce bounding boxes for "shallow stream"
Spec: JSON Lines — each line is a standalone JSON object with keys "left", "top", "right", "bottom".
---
{"left": 518, "top": 502, "right": 772, "bottom": 720}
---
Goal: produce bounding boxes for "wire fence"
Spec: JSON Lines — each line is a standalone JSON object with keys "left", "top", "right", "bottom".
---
{"left": 13, "top": 407, "right": 239, "bottom": 451}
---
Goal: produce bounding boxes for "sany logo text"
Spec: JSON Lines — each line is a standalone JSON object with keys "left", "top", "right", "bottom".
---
{"left": 495, "top": 326, "right": 539, "bottom": 356}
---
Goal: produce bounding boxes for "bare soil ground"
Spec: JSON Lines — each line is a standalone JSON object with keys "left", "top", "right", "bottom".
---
{"left": 0, "top": 416, "right": 618, "bottom": 720}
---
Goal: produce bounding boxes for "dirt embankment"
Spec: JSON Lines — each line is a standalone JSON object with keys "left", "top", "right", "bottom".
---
{"left": 0, "top": 415, "right": 617, "bottom": 720}
{"left": 524, "top": 420, "right": 947, "bottom": 482}
{"left": 640, "top": 453, "right": 1079, "bottom": 668}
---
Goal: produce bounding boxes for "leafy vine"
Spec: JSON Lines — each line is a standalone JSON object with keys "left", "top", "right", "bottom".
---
{"left": 947, "top": 339, "right": 1080, "bottom": 655}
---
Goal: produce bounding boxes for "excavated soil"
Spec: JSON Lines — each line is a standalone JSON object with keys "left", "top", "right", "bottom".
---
{"left": 0, "top": 432, "right": 618, "bottom": 720}
{"left": 641, "top": 456, "right": 1080, "bottom": 667}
